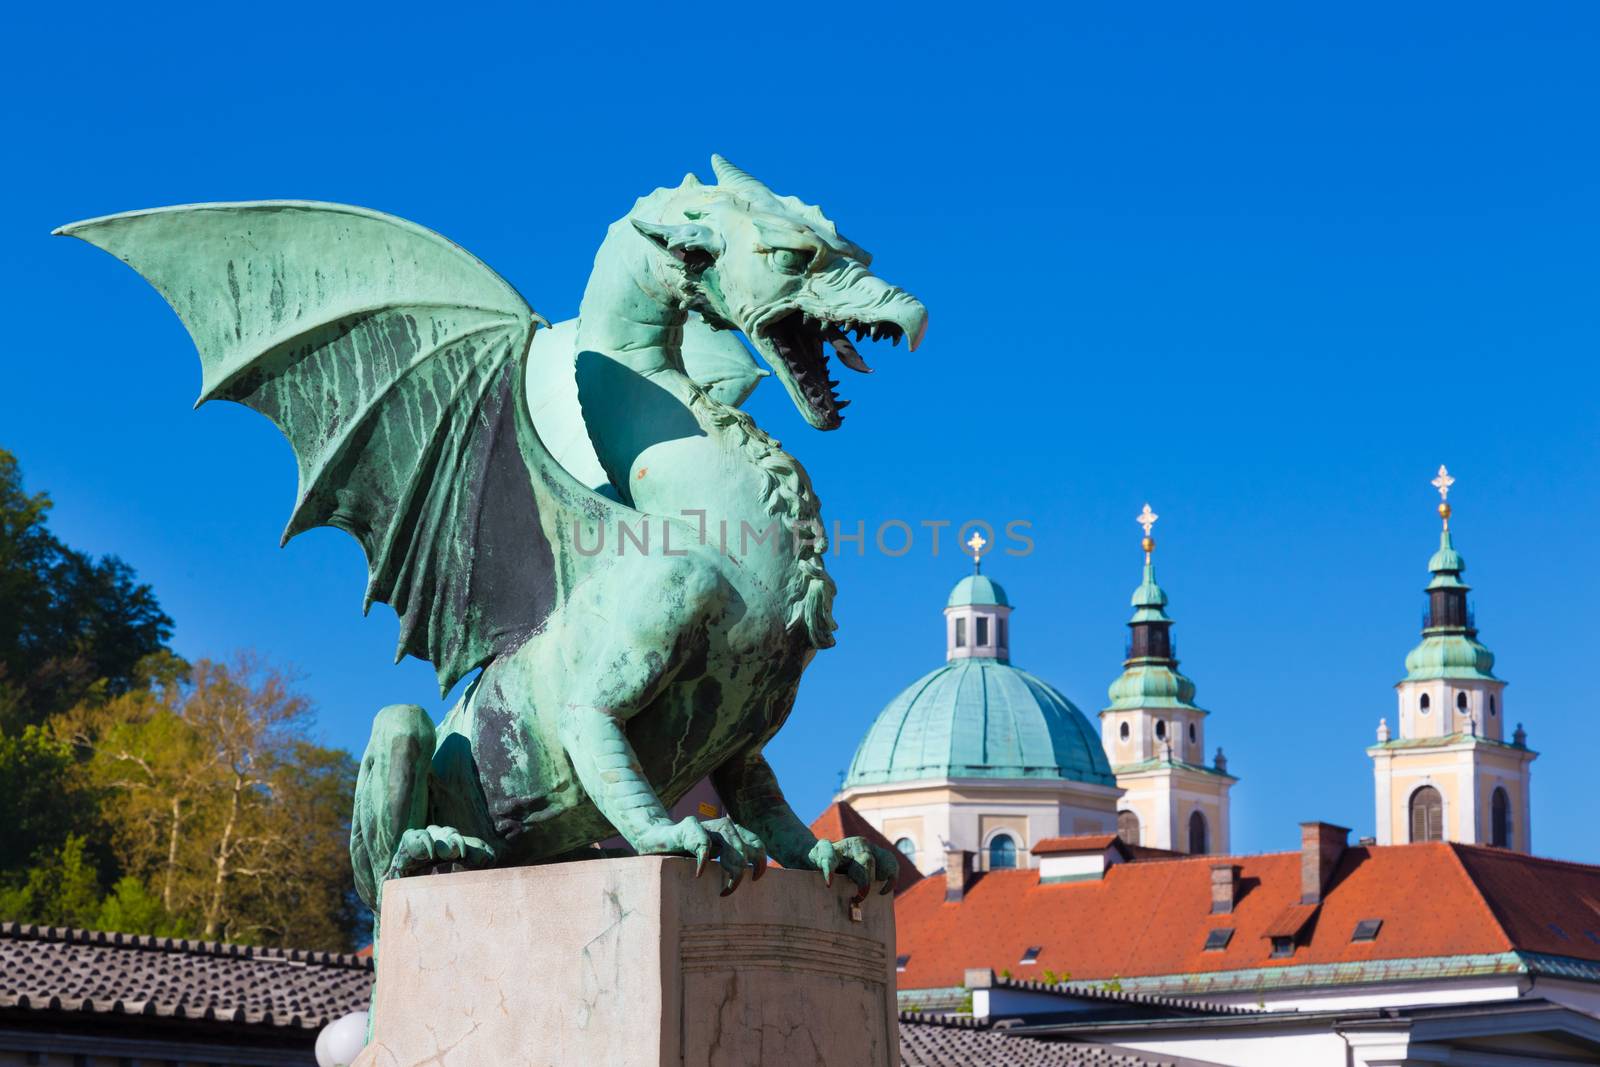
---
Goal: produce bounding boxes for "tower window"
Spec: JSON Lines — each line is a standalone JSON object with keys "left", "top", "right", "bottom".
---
{"left": 1410, "top": 785, "right": 1444, "bottom": 843}
{"left": 987, "top": 834, "right": 1017, "bottom": 870}
{"left": 1119, "top": 721, "right": 1130, "bottom": 742}
{"left": 1491, "top": 787, "right": 1511, "bottom": 849}
{"left": 1419, "top": 693, "right": 1431, "bottom": 714}
{"left": 1457, "top": 692, "right": 1469, "bottom": 712}
{"left": 976, "top": 616, "right": 990, "bottom": 645}
{"left": 1188, "top": 810, "right": 1208, "bottom": 855}
{"left": 1117, "top": 809, "right": 1141, "bottom": 846}
{"left": 955, "top": 619, "right": 967, "bottom": 647}
{"left": 1155, "top": 720, "right": 1167, "bottom": 740}
{"left": 894, "top": 837, "right": 917, "bottom": 861}
{"left": 1489, "top": 694, "right": 1497, "bottom": 716}
{"left": 1188, "top": 722, "right": 1197, "bottom": 743}
{"left": 997, "top": 617, "right": 1007, "bottom": 647}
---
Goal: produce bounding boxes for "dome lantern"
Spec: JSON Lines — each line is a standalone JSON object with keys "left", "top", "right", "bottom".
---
{"left": 944, "top": 531, "right": 1012, "bottom": 662}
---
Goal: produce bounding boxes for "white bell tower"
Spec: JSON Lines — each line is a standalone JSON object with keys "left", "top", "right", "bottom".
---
{"left": 1369, "top": 468, "right": 1535, "bottom": 850}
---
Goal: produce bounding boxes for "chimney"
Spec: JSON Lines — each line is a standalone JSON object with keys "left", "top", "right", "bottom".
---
{"left": 945, "top": 848, "right": 974, "bottom": 902}
{"left": 1210, "top": 863, "right": 1240, "bottom": 914}
{"left": 1300, "top": 821, "right": 1349, "bottom": 904}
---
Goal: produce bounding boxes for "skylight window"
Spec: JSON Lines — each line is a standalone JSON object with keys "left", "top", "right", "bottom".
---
{"left": 1020, "top": 946, "right": 1042, "bottom": 965}
{"left": 1351, "top": 919, "right": 1383, "bottom": 943}
{"left": 1585, "top": 931, "right": 1600, "bottom": 947}
{"left": 896, "top": 954, "right": 911, "bottom": 972}
{"left": 1203, "top": 928, "right": 1234, "bottom": 951}
{"left": 1548, "top": 923, "right": 1570, "bottom": 942}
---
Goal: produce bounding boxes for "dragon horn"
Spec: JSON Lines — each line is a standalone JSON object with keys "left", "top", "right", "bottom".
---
{"left": 711, "top": 154, "right": 778, "bottom": 204}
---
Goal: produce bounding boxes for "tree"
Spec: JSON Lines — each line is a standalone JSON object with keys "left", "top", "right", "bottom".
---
{"left": 0, "top": 725, "right": 100, "bottom": 874}
{"left": 0, "top": 835, "right": 103, "bottom": 928}
{"left": 0, "top": 448, "right": 174, "bottom": 730}
{"left": 67, "top": 655, "right": 364, "bottom": 950}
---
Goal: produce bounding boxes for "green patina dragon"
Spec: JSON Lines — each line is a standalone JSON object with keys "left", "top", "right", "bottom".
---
{"left": 57, "top": 157, "right": 925, "bottom": 929}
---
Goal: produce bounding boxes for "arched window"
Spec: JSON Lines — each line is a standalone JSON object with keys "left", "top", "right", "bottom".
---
{"left": 1491, "top": 788, "right": 1512, "bottom": 848}
{"left": 1119, "top": 721, "right": 1130, "bottom": 741}
{"left": 1117, "top": 810, "right": 1141, "bottom": 846}
{"left": 1188, "top": 722, "right": 1197, "bottom": 743}
{"left": 1419, "top": 693, "right": 1431, "bottom": 713}
{"left": 1457, "top": 692, "right": 1469, "bottom": 712}
{"left": 1155, "top": 719, "right": 1167, "bottom": 740}
{"left": 1410, "top": 785, "right": 1444, "bottom": 843}
{"left": 1489, "top": 694, "right": 1497, "bottom": 717}
{"left": 987, "top": 834, "right": 1017, "bottom": 870}
{"left": 1188, "top": 811, "right": 1208, "bottom": 855}
{"left": 893, "top": 837, "right": 917, "bottom": 863}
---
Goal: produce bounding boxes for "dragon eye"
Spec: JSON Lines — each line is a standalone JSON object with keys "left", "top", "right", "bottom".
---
{"left": 770, "top": 247, "right": 814, "bottom": 274}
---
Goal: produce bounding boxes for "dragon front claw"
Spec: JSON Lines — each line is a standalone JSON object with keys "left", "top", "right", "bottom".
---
{"left": 636, "top": 815, "right": 768, "bottom": 896}
{"left": 807, "top": 836, "right": 899, "bottom": 904}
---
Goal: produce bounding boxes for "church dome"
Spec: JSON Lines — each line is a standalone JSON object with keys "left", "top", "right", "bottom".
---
{"left": 947, "top": 574, "right": 1009, "bottom": 608}
{"left": 845, "top": 573, "right": 1112, "bottom": 788}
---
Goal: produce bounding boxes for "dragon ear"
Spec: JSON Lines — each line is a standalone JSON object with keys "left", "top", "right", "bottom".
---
{"left": 631, "top": 219, "right": 722, "bottom": 268}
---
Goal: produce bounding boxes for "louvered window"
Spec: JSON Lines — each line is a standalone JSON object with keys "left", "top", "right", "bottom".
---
{"left": 1410, "top": 785, "right": 1443, "bottom": 843}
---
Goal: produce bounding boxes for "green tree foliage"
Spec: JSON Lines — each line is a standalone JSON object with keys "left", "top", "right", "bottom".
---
{"left": 61, "top": 655, "right": 363, "bottom": 950}
{"left": 0, "top": 451, "right": 362, "bottom": 951}
{"left": 0, "top": 448, "right": 173, "bottom": 730}
{"left": 0, "top": 726, "right": 100, "bottom": 874}
{"left": 0, "top": 835, "right": 103, "bottom": 927}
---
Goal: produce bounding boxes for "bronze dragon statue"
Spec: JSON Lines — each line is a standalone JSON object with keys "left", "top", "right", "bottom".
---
{"left": 56, "top": 156, "right": 926, "bottom": 937}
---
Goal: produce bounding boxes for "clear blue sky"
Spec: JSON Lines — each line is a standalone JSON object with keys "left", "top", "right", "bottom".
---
{"left": 3, "top": 4, "right": 1596, "bottom": 862}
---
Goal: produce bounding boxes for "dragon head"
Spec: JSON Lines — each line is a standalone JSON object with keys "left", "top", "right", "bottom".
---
{"left": 632, "top": 155, "right": 928, "bottom": 430}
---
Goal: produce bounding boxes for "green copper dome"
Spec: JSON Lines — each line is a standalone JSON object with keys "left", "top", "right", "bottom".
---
{"left": 1404, "top": 634, "right": 1496, "bottom": 680}
{"left": 844, "top": 658, "right": 1114, "bottom": 787}
{"left": 947, "top": 574, "right": 1009, "bottom": 608}
{"left": 1404, "top": 523, "right": 1497, "bottom": 682}
{"left": 1105, "top": 557, "right": 1203, "bottom": 713}
{"left": 1426, "top": 529, "right": 1468, "bottom": 591}
{"left": 1106, "top": 663, "right": 1200, "bottom": 711}
{"left": 1130, "top": 561, "right": 1171, "bottom": 624}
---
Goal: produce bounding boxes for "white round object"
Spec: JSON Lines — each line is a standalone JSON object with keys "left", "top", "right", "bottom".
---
{"left": 315, "top": 1011, "right": 369, "bottom": 1067}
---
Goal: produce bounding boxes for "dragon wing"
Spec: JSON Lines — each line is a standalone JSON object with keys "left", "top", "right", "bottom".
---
{"left": 58, "top": 200, "right": 596, "bottom": 694}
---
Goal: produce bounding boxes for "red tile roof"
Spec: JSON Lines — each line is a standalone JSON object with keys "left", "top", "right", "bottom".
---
{"left": 1034, "top": 835, "right": 1126, "bottom": 855}
{"left": 809, "top": 801, "right": 925, "bottom": 896}
{"left": 893, "top": 843, "right": 1600, "bottom": 991}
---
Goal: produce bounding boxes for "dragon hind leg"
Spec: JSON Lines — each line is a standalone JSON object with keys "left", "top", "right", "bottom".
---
{"left": 350, "top": 704, "right": 496, "bottom": 914}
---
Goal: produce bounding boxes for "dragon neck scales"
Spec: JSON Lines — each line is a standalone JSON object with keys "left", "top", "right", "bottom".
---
{"left": 573, "top": 212, "right": 838, "bottom": 650}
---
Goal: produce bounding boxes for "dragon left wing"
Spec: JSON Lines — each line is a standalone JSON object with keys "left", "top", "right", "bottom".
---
{"left": 57, "top": 201, "right": 578, "bottom": 693}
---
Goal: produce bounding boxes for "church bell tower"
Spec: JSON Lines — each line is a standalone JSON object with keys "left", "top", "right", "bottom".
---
{"left": 1099, "top": 505, "right": 1236, "bottom": 854}
{"left": 1369, "top": 467, "right": 1536, "bottom": 850}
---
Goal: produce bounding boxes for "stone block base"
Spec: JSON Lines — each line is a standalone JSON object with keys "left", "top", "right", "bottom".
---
{"left": 353, "top": 857, "right": 897, "bottom": 1066}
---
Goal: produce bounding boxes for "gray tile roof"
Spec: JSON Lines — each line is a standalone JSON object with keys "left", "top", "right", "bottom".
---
{"left": 0, "top": 922, "right": 372, "bottom": 1030}
{"left": 899, "top": 1014, "right": 1192, "bottom": 1066}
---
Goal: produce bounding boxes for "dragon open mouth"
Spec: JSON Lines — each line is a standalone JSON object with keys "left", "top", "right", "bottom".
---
{"left": 759, "top": 310, "right": 908, "bottom": 430}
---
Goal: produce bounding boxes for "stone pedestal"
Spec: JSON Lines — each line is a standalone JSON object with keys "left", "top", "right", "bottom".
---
{"left": 352, "top": 857, "right": 898, "bottom": 1067}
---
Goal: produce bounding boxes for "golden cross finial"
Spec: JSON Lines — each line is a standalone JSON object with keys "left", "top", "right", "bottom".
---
{"left": 1432, "top": 465, "right": 1455, "bottom": 529}
{"left": 966, "top": 530, "right": 987, "bottom": 573}
{"left": 1136, "top": 503, "right": 1158, "bottom": 562}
